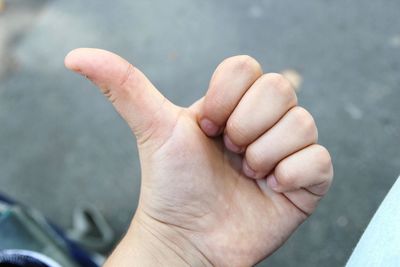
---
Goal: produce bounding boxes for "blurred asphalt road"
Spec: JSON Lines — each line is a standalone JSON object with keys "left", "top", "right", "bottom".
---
{"left": 1, "top": 0, "right": 399, "bottom": 266}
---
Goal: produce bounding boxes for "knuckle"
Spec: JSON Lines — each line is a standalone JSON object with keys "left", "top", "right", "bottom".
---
{"left": 275, "top": 163, "right": 296, "bottom": 188}
{"left": 226, "top": 119, "right": 248, "bottom": 144}
{"left": 291, "top": 106, "right": 318, "bottom": 141}
{"left": 206, "top": 93, "right": 228, "bottom": 113}
{"left": 263, "top": 73, "right": 298, "bottom": 105}
{"left": 263, "top": 73, "right": 288, "bottom": 88}
{"left": 291, "top": 106, "right": 313, "bottom": 124}
{"left": 246, "top": 146, "right": 266, "bottom": 171}
{"left": 229, "top": 55, "right": 262, "bottom": 75}
{"left": 203, "top": 95, "right": 232, "bottom": 123}
{"left": 315, "top": 145, "right": 334, "bottom": 179}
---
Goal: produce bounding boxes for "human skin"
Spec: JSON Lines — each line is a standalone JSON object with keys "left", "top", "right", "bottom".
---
{"left": 64, "top": 48, "right": 333, "bottom": 267}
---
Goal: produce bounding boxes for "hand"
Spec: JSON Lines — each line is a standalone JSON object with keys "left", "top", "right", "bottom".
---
{"left": 65, "top": 48, "right": 333, "bottom": 267}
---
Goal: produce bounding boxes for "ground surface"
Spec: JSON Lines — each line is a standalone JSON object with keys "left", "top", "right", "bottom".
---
{"left": 1, "top": 0, "right": 400, "bottom": 266}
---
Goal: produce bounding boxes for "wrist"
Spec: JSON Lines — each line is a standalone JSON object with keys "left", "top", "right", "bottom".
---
{"left": 104, "top": 210, "right": 213, "bottom": 267}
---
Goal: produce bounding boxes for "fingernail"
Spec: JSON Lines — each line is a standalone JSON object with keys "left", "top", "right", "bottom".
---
{"left": 267, "top": 174, "right": 278, "bottom": 190}
{"left": 242, "top": 159, "right": 256, "bottom": 178}
{"left": 200, "top": 118, "right": 220, "bottom": 136}
{"left": 223, "top": 135, "right": 243, "bottom": 153}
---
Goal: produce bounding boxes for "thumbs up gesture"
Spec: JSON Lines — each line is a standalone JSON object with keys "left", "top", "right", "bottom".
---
{"left": 65, "top": 48, "right": 333, "bottom": 267}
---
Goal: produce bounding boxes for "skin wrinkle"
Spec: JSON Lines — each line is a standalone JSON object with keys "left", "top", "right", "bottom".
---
{"left": 302, "top": 185, "right": 326, "bottom": 197}
{"left": 254, "top": 175, "right": 269, "bottom": 198}
{"left": 254, "top": 138, "right": 318, "bottom": 178}
{"left": 120, "top": 63, "right": 135, "bottom": 87}
{"left": 281, "top": 192, "right": 311, "bottom": 218}
{"left": 142, "top": 209, "right": 198, "bottom": 233}
{"left": 274, "top": 145, "right": 331, "bottom": 194}
{"left": 137, "top": 213, "right": 213, "bottom": 266}
{"left": 102, "top": 87, "right": 117, "bottom": 104}
{"left": 136, "top": 96, "right": 170, "bottom": 147}
{"left": 140, "top": 106, "right": 189, "bottom": 154}
{"left": 136, "top": 217, "right": 192, "bottom": 266}
{"left": 142, "top": 183, "right": 213, "bottom": 227}
{"left": 257, "top": 178, "right": 309, "bottom": 221}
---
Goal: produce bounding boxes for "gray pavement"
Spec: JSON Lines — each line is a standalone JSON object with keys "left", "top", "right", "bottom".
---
{"left": 1, "top": 0, "right": 400, "bottom": 266}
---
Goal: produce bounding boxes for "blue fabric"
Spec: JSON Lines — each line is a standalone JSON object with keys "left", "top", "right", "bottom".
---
{"left": 346, "top": 176, "right": 400, "bottom": 267}
{"left": 0, "top": 193, "right": 14, "bottom": 205}
{"left": 0, "top": 251, "right": 51, "bottom": 267}
{"left": 0, "top": 193, "right": 99, "bottom": 267}
{"left": 49, "top": 222, "right": 98, "bottom": 267}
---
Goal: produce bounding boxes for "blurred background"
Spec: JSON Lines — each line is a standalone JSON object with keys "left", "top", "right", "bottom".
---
{"left": 0, "top": 0, "right": 399, "bottom": 266}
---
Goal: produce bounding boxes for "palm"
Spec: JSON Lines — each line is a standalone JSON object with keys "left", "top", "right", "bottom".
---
{"left": 138, "top": 108, "right": 305, "bottom": 265}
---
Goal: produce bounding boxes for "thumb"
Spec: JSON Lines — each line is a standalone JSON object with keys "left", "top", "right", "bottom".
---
{"left": 64, "top": 48, "right": 177, "bottom": 143}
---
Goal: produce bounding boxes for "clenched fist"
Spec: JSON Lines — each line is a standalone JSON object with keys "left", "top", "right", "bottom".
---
{"left": 65, "top": 49, "right": 333, "bottom": 267}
